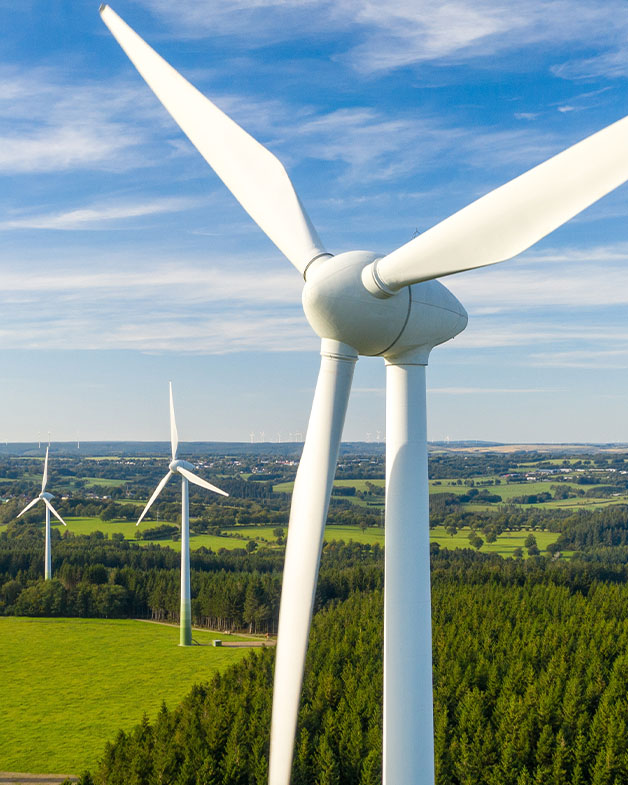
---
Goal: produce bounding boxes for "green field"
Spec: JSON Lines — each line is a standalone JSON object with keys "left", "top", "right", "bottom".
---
{"left": 0, "top": 617, "right": 252, "bottom": 775}
{"left": 59, "top": 518, "right": 255, "bottom": 552}
{"left": 274, "top": 478, "right": 385, "bottom": 494}
{"left": 275, "top": 475, "right": 628, "bottom": 513}
{"left": 82, "top": 476, "right": 128, "bottom": 487}
{"left": 430, "top": 525, "right": 560, "bottom": 557}
{"left": 31, "top": 516, "right": 561, "bottom": 556}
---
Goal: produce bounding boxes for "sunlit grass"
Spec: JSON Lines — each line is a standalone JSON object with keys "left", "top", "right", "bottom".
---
{"left": 0, "top": 617, "right": 251, "bottom": 774}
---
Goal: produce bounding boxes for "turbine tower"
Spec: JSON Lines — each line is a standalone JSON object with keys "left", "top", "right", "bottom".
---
{"left": 137, "top": 383, "right": 228, "bottom": 646}
{"left": 17, "top": 446, "right": 67, "bottom": 580}
{"left": 100, "top": 7, "right": 628, "bottom": 782}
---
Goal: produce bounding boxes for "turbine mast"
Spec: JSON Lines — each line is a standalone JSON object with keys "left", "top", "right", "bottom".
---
{"left": 44, "top": 503, "right": 52, "bottom": 581}
{"left": 180, "top": 474, "right": 192, "bottom": 646}
{"left": 384, "top": 354, "right": 433, "bottom": 784}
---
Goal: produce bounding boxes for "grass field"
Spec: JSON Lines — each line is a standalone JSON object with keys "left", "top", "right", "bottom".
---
{"left": 60, "top": 518, "right": 254, "bottom": 552}
{"left": 275, "top": 476, "right": 628, "bottom": 510}
{"left": 0, "top": 617, "right": 252, "bottom": 775}
{"left": 430, "top": 526, "right": 560, "bottom": 557}
{"left": 28, "top": 516, "right": 561, "bottom": 556}
{"left": 274, "top": 478, "right": 385, "bottom": 494}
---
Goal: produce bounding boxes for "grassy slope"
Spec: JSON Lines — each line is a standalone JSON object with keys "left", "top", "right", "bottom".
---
{"left": 0, "top": 618, "right": 250, "bottom": 774}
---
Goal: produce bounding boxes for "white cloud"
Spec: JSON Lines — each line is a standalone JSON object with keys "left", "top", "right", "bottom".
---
{"left": 0, "top": 260, "right": 302, "bottom": 303}
{"left": 0, "top": 197, "right": 203, "bottom": 230}
{"left": 552, "top": 50, "right": 628, "bottom": 81}
{"left": 0, "top": 66, "right": 165, "bottom": 174}
{"left": 136, "top": 0, "right": 628, "bottom": 77}
{"left": 445, "top": 244, "right": 628, "bottom": 313}
{"left": 428, "top": 386, "right": 554, "bottom": 394}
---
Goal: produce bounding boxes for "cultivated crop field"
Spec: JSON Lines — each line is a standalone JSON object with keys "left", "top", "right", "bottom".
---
{"left": 0, "top": 617, "right": 251, "bottom": 775}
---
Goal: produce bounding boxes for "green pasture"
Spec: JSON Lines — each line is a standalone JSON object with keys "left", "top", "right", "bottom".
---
{"left": 0, "top": 617, "right": 251, "bottom": 775}
{"left": 45, "top": 517, "right": 562, "bottom": 558}
{"left": 82, "top": 476, "right": 128, "bottom": 487}
{"left": 62, "top": 518, "right": 254, "bottom": 552}
{"left": 273, "top": 478, "right": 385, "bottom": 494}
{"left": 430, "top": 525, "right": 560, "bottom": 557}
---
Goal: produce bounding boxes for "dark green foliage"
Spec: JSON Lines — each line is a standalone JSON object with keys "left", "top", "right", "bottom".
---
{"left": 0, "top": 533, "right": 383, "bottom": 630}
{"left": 89, "top": 553, "right": 628, "bottom": 784}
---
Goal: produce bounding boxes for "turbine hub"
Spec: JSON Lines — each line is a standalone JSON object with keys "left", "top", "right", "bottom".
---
{"left": 302, "top": 250, "right": 467, "bottom": 361}
{"left": 169, "top": 459, "right": 195, "bottom": 473}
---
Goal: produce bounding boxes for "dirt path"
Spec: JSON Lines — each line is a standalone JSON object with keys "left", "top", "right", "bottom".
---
{"left": 0, "top": 774, "right": 77, "bottom": 785}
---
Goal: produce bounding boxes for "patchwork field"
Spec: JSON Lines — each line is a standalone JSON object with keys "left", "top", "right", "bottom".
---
{"left": 0, "top": 618, "right": 251, "bottom": 775}
{"left": 39, "top": 516, "right": 562, "bottom": 558}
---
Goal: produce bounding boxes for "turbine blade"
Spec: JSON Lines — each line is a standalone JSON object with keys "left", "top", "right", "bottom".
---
{"left": 373, "top": 113, "right": 628, "bottom": 291}
{"left": 137, "top": 471, "right": 173, "bottom": 525}
{"left": 169, "top": 382, "right": 178, "bottom": 461}
{"left": 100, "top": 5, "right": 327, "bottom": 275}
{"left": 41, "top": 446, "right": 49, "bottom": 493}
{"left": 17, "top": 497, "right": 40, "bottom": 518}
{"left": 44, "top": 498, "right": 67, "bottom": 527}
{"left": 269, "top": 339, "right": 357, "bottom": 785}
{"left": 177, "top": 466, "right": 229, "bottom": 497}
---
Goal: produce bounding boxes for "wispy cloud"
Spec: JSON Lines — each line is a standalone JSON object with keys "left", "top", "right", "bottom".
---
{"left": 428, "top": 386, "right": 555, "bottom": 394}
{"left": 0, "top": 65, "right": 165, "bottom": 174}
{"left": 445, "top": 243, "right": 628, "bottom": 313}
{"left": 0, "top": 197, "right": 203, "bottom": 230}
{"left": 530, "top": 348, "right": 628, "bottom": 369}
{"left": 0, "top": 260, "right": 302, "bottom": 303}
{"left": 137, "top": 0, "right": 628, "bottom": 78}
{"left": 552, "top": 50, "right": 628, "bottom": 81}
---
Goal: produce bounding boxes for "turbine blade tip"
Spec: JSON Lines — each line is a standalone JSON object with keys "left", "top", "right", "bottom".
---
{"left": 99, "top": 3, "right": 108, "bottom": 13}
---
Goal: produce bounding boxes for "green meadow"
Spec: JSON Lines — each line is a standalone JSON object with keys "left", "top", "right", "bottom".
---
{"left": 51, "top": 517, "right": 561, "bottom": 557}
{"left": 0, "top": 617, "right": 251, "bottom": 775}
{"left": 429, "top": 525, "right": 560, "bottom": 557}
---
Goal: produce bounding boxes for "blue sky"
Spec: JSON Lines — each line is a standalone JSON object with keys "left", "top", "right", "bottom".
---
{"left": 1, "top": 0, "right": 628, "bottom": 444}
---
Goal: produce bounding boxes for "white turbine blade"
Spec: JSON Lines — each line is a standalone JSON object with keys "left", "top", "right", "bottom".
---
{"left": 373, "top": 113, "right": 628, "bottom": 292}
{"left": 41, "top": 446, "right": 49, "bottom": 493}
{"left": 44, "top": 498, "right": 67, "bottom": 527}
{"left": 269, "top": 339, "right": 357, "bottom": 785}
{"left": 100, "top": 5, "right": 327, "bottom": 275}
{"left": 169, "top": 382, "right": 178, "bottom": 461}
{"left": 17, "top": 497, "right": 40, "bottom": 518}
{"left": 176, "top": 466, "right": 229, "bottom": 497}
{"left": 137, "top": 471, "right": 173, "bottom": 525}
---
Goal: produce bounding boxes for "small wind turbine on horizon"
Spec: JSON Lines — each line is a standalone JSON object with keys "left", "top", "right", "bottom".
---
{"left": 17, "top": 446, "right": 67, "bottom": 580}
{"left": 100, "top": 6, "right": 628, "bottom": 783}
{"left": 136, "top": 383, "right": 228, "bottom": 646}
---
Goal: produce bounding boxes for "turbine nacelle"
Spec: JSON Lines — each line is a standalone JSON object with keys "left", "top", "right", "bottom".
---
{"left": 40, "top": 492, "right": 54, "bottom": 501}
{"left": 302, "top": 250, "right": 468, "bottom": 361}
{"left": 169, "top": 458, "right": 195, "bottom": 473}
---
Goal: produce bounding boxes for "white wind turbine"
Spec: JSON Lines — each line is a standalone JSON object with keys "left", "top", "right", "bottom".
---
{"left": 137, "top": 383, "right": 228, "bottom": 646}
{"left": 100, "top": 6, "right": 628, "bottom": 783}
{"left": 17, "top": 446, "right": 66, "bottom": 580}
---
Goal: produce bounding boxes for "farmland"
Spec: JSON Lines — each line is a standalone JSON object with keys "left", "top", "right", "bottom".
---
{"left": 2, "top": 445, "right": 628, "bottom": 780}
{"left": 0, "top": 617, "right": 252, "bottom": 774}
{"left": 11, "top": 516, "right": 560, "bottom": 558}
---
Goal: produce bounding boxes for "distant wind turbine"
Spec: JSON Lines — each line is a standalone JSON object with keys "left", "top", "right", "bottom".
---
{"left": 100, "top": 6, "right": 628, "bottom": 782}
{"left": 136, "top": 383, "right": 228, "bottom": 646}
{"left": 17, "top": 446, "right": 66, "bottom": 580}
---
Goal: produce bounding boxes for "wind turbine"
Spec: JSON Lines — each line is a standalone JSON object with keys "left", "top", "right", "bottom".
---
{"left": 137, "top": 382, "right": 228, "bottom": 646}
{"left": 17, "top": 446, "right": 66, "bottom": 580}
{"left": 100, "top": 6, "right": 628, "bottom": 782}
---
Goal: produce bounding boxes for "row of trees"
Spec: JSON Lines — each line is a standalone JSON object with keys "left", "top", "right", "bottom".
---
{"left": 0, "top": 530, "right": 383, "bottom": 632}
